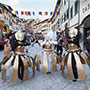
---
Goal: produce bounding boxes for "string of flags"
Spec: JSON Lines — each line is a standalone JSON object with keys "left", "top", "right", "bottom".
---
{"left": 3, "top": 14, "right": 55, "bottom": 26}
{"left": 0, "top": 9, "right": 60, "bottom": 16}
{"left": 0, "top": 9, "right": 57, "bottom": 28}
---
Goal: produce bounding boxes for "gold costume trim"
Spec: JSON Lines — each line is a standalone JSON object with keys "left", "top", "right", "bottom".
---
{"left": 52, "top": 51, "right": 60, "bottom": 64}
{"left": 11, "top": 55, "right": 19, "bottom": 82}
{"left": 36, "top": 56, "right": 41, "bottom": 72}
{"left": 21, "top": 56, "right": 29, "bottom": 81}
{"left": 24, "top": 56, "right": 35, "bottom": 77}
{"left": 73, "top": 52, "right": 86, "bottom": 80}
{"left": 43, "top": 52, "right": 48, "bottom": 72}
{"left": 67, "top": 53, "right": 75, "bottom": 80}
{"left": 15, "top": 52, "right": 25, "bottom": 55}
{"left": 50, "top": 53, "right": 57, "bottom": 72}
{"left": 2, "top": 56, "right": 14, "bottom": 81}
{"left": 80, "top": 53, "right": 90, "bottom": 68}
{"left": 61, "top": 54, "right": 68, "bottom": 77}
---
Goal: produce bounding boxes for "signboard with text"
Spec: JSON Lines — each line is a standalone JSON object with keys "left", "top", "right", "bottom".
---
{"left": 80, "top": 0, "right": 90, "bottom": 24}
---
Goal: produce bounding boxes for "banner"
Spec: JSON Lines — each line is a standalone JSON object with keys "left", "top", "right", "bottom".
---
{"left": 0, "top": 9, "right": 60, "bottom": 16}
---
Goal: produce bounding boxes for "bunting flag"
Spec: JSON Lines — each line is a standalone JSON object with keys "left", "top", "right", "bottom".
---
{"left": 32, "top": 12, "right": 35, "bottom": 15}
{"left": 38, "top": 21, "right": 40, "bottom": 23}
{"left": 6, "top": 18, "right": 8, "bottom": 21}
{"left": 50, "top": 12, "right": 54, "bottom": 16}
{"left": 15, "top": 11, "right": 18, "bottom": 15}
{"left": 39, "top": 12, "right": 42, "bottom": 15}
{"left": 12, "top": 19, "right": 15, "bottom": 22}
{"left": 8, "top": 10, "right": 10, "bottom": 13}
{"left": 44, "top": 12, "right": 48, "bottom": 15}
{"left": 23, "top": 20, "right": 25, "bottom": 23}
{"left": 21, "top": 20, "right": 23, "bottom": 23}
{"left": 48, "top": 21, "right": 49, "bottom": 23}
{"left": 29, "top": 21, "right": 32, "bottom": 23}
{"left": 56, "top": 11, "right": 60, "bottom": 15}
{"left": 8, "top": 18, "right": 9, "bottom": 21}
{"left": 42, "top": 21, "right": 44, "bottom": 23}
{"left": 21, "top": 11, "right": 24, "bottom": 15}
{"left": 34, "top": 20, "right": 36, "bottom": 24}
{"left": 25, "top": 20, "right": 28, "bottom": 23}
{"left": 9, "top": 19, "right": 11, "bottom": 22}
{"left": 1, "top": 9, "right": 60, "bottom": 16}
{"left": 27, "top": 11, "right": 31, "bottom": 16}
{"left": 9, "top": 22, "right": 12, "bottom": 26}
{"left": 25, "top": 11, "right": 27, "bottom": 15}
{"left": 10, "top": 10, "right": 12, "bottom": 14}
{"left": 17, "top": 20, "right": 18, "bottom": 23}
{"left": 2, "top": 10, "right": 4, "bottom": 13}
{"left": 8, "top": 10, "right": 12, "bottom": 14}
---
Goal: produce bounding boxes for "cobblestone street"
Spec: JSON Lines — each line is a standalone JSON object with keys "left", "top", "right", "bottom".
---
{"left": 0, "top": 41, "right": 90, "bottom": 90}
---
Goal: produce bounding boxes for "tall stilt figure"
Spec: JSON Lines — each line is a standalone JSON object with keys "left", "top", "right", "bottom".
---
{"left": 61, "top": 28, "right": 90, "bottom": 81}
{"left": 34, "top": 31, "right": 61, "bottom": 73}
{"left": 0, "top": 31, "right": 34, "bottom": 82}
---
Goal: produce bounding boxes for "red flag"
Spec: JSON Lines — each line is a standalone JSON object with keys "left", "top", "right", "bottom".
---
{"left": 25, "top": 11, "right": 27, "bottom": 15}
{"left": 39, "top": 12, "right": 42, "bottom": 15}
{"left": 56, "top": 11, "right": 60, "bottom": 15}
{"left": 10, "top": 10, "right": 12, "bottom": 14}
{"left": 21, "top": 11, "right": 24, "bottom": 15}
{"left": 46, "top": 12, "right": 48, "bottom": 15}
{"left": 28, "top": 12, "right": 31, "bottom": 16}
{"left": 2, "top": 10, "right": 4, "bottom": 13}
{"left": 39, "top": 12, "right": 40, "bottom": 15}
{"left": 12, "top": 19, "right": 14, "bottom": 22}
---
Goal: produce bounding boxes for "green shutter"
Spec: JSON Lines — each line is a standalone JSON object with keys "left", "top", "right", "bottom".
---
{"left": 71, "top": 6, "right": 73, "bottom": 19}
{"left": 67, "top": 9, "right": 69, "bottom": 19}
{"left": 75, "top": 0, "right": 78, "bottom": 15}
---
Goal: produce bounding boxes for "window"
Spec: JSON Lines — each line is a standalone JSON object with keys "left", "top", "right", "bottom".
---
{"left": 61, "top": 15, "right": 63, "bottom": 24}
{"left": 75, "top": 0, "right": 78, "bottom": 15}
{"left": 64, "top": 13, "right": 66, "bottom": 21}
{"left": 0, "top": 9, "right": 2, "bottom": 14}
{"left": 70, "top": 6, "right": 73, "bottom": 19}
{"left": 61, "top": 0, "right": 63, "bottom": 7}
{"left": 64, "top": 0, "right": 66, "bottom": 5}
{"left": 58, "top": 19, "right": 60, "bottom": 27}
{"left": 67, "top": 9, "right": 69, "bottom": 19}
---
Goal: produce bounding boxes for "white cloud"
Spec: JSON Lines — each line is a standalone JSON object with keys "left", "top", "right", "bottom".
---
{"left": 7, "top": 0, "right": 19, "bottom": 7}
{"left": 1, "top": 0, "right": 57, "bottom": 20}
{"left": 6, "top": 0, "right": 27, "bottom": 11}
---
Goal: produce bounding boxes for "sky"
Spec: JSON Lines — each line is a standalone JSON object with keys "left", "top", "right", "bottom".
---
{"left": 0, "top": 0, "right": 57, "bottom": 20}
